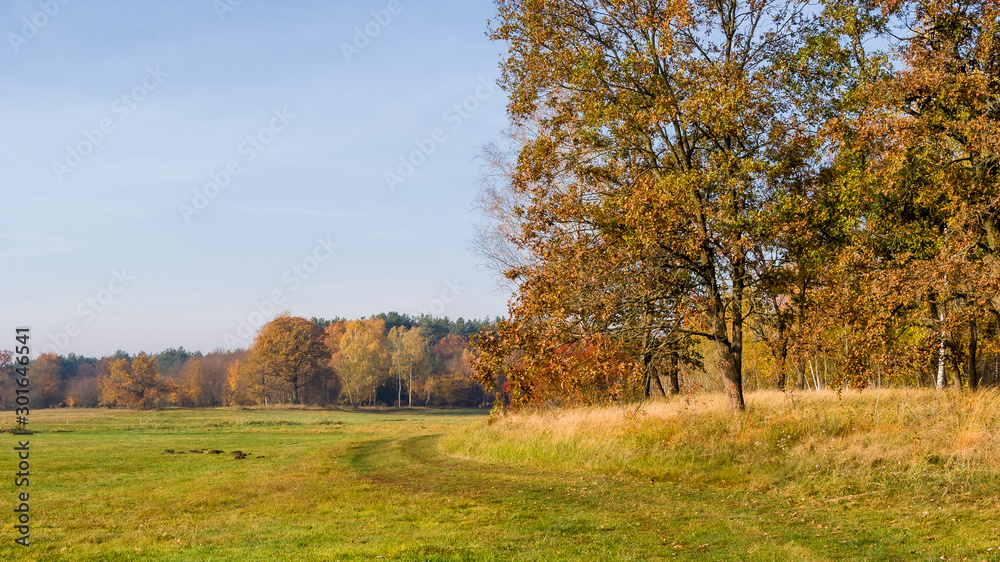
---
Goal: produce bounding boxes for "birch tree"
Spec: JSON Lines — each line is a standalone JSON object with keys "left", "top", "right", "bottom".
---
{"left": 337, "top": 318, "right": 389, "bottom": 406}
{"left": 388, "top": 326, "right": 428, "bottom": 407}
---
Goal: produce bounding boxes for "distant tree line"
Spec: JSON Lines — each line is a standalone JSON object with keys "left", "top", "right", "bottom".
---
{"left": 0, "top": 314, "right": 499, "bottom": 410}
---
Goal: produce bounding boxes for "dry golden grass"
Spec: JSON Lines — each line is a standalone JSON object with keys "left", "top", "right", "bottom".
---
{"left": 442, "top": 387, "right": 1000, "bottom": 558}
{"left": 450, "top": 387, "right": 1000, "bottom": 490}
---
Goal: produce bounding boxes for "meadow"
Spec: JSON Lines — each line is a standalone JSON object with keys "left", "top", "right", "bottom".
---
{"left": 4, "top": 389, "right": 1000, "bottom": 560}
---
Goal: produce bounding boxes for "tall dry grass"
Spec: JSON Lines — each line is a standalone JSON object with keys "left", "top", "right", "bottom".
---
{"left": 447, "top": 387, "right": 1000, "bottom": 493}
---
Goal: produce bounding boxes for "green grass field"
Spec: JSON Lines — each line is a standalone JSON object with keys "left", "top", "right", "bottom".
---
{"left": 4, "top": 391, "right": 1000, "bottom": 560}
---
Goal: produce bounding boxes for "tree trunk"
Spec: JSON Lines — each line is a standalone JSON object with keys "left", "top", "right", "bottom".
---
{"left": 706, "top": 258, "right": 745, "bottom": 410}
{"left": 776, "top": 342, "right": 788, "bottom": 391}
{"left": 709, "top": 305, "right": 745, "bottom": 410}
{"left": 641, "top": 352, "right": 654, "bottom": 399}
{"left": 291, "top": 376, "right": 299, "bottom": 404}
{"left": 931, "top": 297, "right": 948, "bottom": 390}
{"left": 730, "top": 277, "right": 745, "bottom": 409}
{"left": 794, "top": 272, "right": 808, "bottom": 391}
{"left": 937, "top": 341, "right": 948, "bottom": 390}
{"left": 668, "top": 352, "right": 680, "bottom": 395}
{"left": 648, "top": 370, "right": 666, "bottom": 399}
{"left": 718, "top": 263, "right": 746, "bottom": 410}
{"left": 639, "top": 307, "right": 656, "bottom": 399}
{"left": 968, "top": 320, "right": 978, "bottom": 390}
{"left": 408, "top": 366, "right": 412, "bottom": 407}
{"left": 951, "top": 354, "right": 964, "bottom": 389}
{"left": 720, "top": 344, "right": 745, "bottom": 410}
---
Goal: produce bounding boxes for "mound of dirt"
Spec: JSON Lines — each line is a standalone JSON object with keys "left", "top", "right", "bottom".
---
{"left": 162, "top": 450, "right": 175, "bottom": 454}
{"left": 231, "top": 451, "right": 248, "bottom": 459}
{"left": 207, "top": 450, "right": 224, "bottom": 454}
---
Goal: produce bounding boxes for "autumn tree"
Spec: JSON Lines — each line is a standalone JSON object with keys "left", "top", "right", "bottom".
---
{"left": 32, "top": 353, "right": 65, "bottom": 407}
{"left": 0, "top": 350, "right": 13, "bottom": 409}
{"left": 65, "top": 366, "right": 101, "bottom": 408}
{"left": 100, "top": 352, "right": 170, "bottom": 409}
{"left": 336, "top": 318, "right": 389, "bottom": 406}
{"left": 436, "top": 347, "right": 488, "bottom": 407}
{"left": 225, "top": 358, "right": 268, "bottom": 406}
{"left": 819, "top": 0, "right": 1000, "bottom": 388}
{"left": 175, "top": 358, "right": 207, "bottom": 406}
{"left": 172, "top": 351, "right": 237, "bottom": 406}
{"left": 245, "top": 314, "right": 327, "bottom": 404}
{"left": 322, "top": 320, "right": 348, "bottom": 400}
{"left": 884, "top": 0, "right": 1000, "bottom": 389}
{"left": 203, "top": 351, "right": 239, "bottom": 404}
{"left": 388, "top": 325, "right": 428, "bottom": 407}
{"left": 476, "top": 0, "right": 835, "bottom": 410}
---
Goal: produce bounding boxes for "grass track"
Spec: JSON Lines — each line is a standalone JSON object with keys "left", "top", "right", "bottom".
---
{"left": 2, "top": 401, "right": 999, "bottom": 560}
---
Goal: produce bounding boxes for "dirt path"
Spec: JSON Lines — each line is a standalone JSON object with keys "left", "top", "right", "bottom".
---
{"left": 336, "top": 431, "right": 909, "bottom": 560}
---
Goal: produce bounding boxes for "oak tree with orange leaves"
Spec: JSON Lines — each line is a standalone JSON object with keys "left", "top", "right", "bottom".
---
{"left": 99, "top": 352, "right": 171, "bottom": 409}
{"left": 475, "top": 0, "right": 836, "bottom": 410}
{"left": 245, "top": 313, "right": 328, "bottom": 404}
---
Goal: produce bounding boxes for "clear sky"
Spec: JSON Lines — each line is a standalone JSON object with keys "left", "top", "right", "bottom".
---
{"left": 1, "top": 0, "right": 511, "bottom": 357}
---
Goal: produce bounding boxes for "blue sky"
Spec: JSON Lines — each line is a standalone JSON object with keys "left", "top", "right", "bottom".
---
{"left": 1, "top": 0, "right": 511, "bottom": 357}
